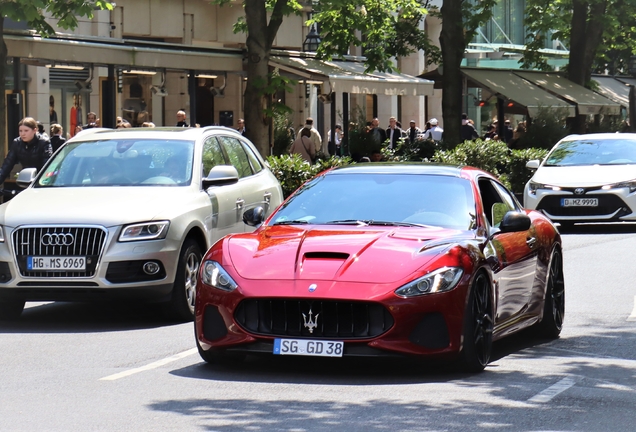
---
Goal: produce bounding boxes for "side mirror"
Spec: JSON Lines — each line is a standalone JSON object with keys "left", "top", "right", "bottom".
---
{"left": 525, "top": 159, "right": 540, "bottom": 170}
{"left": 202, "top": 165, "right": 239, "bottom": 189}
{"left": 243, "top": 206, "right": 265, "bottom": 227}
{"left": 498, "top": 211, "right": 531, "bottom": 233}
{"left": 16, "top": 168, "right": 38, "bottom": 188}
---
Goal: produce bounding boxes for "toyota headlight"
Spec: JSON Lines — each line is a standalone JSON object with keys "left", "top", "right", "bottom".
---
{"left": 604, "top": 180, "right": 636, "bottom": 193}
{"left": 528, "top": 181, "right": 561, "bottom": 195}
{"left": 395, "top": 267, "right": 463, "bottom": 298}
{"left": 119, "top": 221, "right": 170, "bottom": 242}
{"left": 201, "top": 260, "right": 238, "bottom": 292}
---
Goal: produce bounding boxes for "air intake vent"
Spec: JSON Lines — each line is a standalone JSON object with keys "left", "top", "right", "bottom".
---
{"left": 304, "top": 252, "right": 349, "bottom": 260}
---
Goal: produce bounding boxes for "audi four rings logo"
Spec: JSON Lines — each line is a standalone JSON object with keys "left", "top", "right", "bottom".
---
{"left": 41, "top": 233, "right": 75, "bottom": 246}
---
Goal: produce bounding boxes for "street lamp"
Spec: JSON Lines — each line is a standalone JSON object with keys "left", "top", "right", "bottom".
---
{"left": 303, "top": 24, "right": 321, "bottom": 52}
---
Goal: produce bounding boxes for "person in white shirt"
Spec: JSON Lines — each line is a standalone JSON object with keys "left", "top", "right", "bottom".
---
{"left": 297, "top": 117, "right": 322, "bottom": 155}
{"left": 423, "top": 118, "right": 444, "bottom": 142}
{"left": 327, "top": 124, "right": 343, "bottom": 156}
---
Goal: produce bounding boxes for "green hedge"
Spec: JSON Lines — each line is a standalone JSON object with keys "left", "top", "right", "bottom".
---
{"left": 431, "top": 139, "right": 548, "bottom": 193}
{"left": 267, "top": 140, "right": 547, "bottom": 199}
{"left": 267, "top": 155, "right": 352, "bottom": 198}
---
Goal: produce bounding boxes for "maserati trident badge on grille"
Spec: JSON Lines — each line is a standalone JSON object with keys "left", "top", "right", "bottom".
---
{"left": 302, "top": 309, "right": 319, "bottom": 333}
{"left": 308, "top": 283, "right": 317, "bottom": 292}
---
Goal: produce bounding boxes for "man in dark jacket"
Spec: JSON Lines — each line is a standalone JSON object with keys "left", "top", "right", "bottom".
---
{"left": 385, "top": 116, "right": 404, "bottom": 149}
{"left": 460, "top": 113, "right": 479, "bottom": 141}
{"left": 0, "top": 117, "right": 52, "bottom": 184}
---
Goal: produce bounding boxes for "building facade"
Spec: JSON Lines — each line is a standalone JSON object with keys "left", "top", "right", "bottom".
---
{"left": 5, "top": 1, "right": 434, "bottom": 156}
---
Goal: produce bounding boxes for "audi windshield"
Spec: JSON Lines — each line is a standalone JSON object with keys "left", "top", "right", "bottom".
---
{"left": 36, "top": 139, "right": 195, "bottom": 187}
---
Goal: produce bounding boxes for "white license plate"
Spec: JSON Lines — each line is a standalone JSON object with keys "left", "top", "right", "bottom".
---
{"left": 561, "top": 198, "right": 598, "bottom": 207}
{"left": 273, "top": 338, "right": 344, "bottom": 357}
{"left": 27, "top": 256, "right": 86, "bottom": 271}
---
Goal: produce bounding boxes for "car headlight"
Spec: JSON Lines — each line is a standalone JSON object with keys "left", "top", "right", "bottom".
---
{"left": 201, "top": 260, "right": 238, "bottom": 292}
{"left": 119, "top": 221, "right": 170, "bottom": 242}
{"left": 604, "top": 180, "right": 636, "bottom": 193}
{"left": 395, "top": 267, "right": 463, "bottom": 297}
{"left": 0, "top": 226, "right": 4, "bottom": 243}
{"left": 528, "top": 181, "right": 561, "bottom": 195}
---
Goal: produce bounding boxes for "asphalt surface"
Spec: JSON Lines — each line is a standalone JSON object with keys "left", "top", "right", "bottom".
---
{"left": 1, "top": 222, "right": 636, "bottom": 431}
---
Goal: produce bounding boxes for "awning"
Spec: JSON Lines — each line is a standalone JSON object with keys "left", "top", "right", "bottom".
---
{"left": 461, "top": 67, "right": 576, "bottom": 117}
{"left": 5, "top": 31, "right": 244, "bottom": 72}
{"left": 591, "top": 75, "right": 631, "bottom": 108}
{"left": 270, "top": 55, "right": 433, "bottom": 96}
{"left": 515, "top": 71, "right": 621, "bottom": 115}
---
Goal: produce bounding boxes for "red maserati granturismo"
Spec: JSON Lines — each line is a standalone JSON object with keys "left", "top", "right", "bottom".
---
{"left": 194, "top": 164, "right": 564, "bottom": 372}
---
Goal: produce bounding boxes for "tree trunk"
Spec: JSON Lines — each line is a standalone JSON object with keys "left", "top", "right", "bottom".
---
{"left": 568, "top": 0, "right": 607, "bottom": 133}
{"left": 243, "top": 0, "right": 285, "bottom": 159}
{"left": 0, "top": 17, "right": 7, "bottom": 156}
{"left": 440, "top": 0, "right": 465, "bottom": 146}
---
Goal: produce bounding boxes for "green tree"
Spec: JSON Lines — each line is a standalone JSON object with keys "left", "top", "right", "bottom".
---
{"left": 437, "top": 0, "right": 497, "bottom": 146}
{"left": 522, "top": 0, "right": 636, "bottom": 132}
{"left": 215, "top": 0, "right": 437, "bottom": 158}
{"left": 0, "top": 0, "right": 114, "bottom": 152}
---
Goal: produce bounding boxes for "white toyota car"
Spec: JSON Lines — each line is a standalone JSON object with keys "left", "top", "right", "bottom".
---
{"left": 524, "top": 133, "right": 636, "bottom": 227}
{"left": 0, "top": 127, "right": 283, "bottom": 320}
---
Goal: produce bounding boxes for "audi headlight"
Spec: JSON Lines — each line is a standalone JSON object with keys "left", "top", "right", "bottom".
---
{"left": 603, "top": 180, "right": 636, "bottom": 193}
{"left": 395, "top": 267, "right": 463, "bottom": 298}
{"left": 529, "top": 181, "right": 561, "bottom": 195}
{"left": 201, "top": 260, "right": 238, "bottom": 292}
{"left": 119, "top": 221, "right": 170, "bottom": 242}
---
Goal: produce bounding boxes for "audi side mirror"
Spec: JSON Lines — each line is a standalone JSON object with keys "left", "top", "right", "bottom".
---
{"left": 16, "top": 168, "right": 38, "bottom": 188}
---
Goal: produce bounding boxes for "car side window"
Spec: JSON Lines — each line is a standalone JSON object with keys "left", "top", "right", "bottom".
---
{"left": 218, "top": 136, "right": 253, "bottom": 178}
{"left": 478, "top": 178, "right": 513, "bottom": 227}
{"left": 202, "top": 136, "right": 226, "bottom": 177}
{"left": 241, "top": 140, "right": 263, "bottom": 174}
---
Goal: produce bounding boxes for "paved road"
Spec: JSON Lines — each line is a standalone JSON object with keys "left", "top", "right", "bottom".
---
{"left": 1, "top": 223, "right": 636, "bottom": 431}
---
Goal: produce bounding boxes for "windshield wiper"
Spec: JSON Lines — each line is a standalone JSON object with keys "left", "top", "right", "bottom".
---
{"left": 325, "top": 220, "right": 432, "bottom": 228}
{"left": 272, "top": 220, "right": 310, "bottom": 226}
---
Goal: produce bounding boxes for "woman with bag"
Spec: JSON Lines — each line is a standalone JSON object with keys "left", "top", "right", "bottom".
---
{"left": 289, "top": 127, "right": 315, "bottom": 163}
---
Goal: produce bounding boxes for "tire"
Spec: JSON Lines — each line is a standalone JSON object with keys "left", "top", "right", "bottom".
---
{"left": 196, "top": 334, "right": 246, "bottom": 365}
{"left": 0, "top": 299, "right": 25, "bottom": 320}
{"left": 168, "top": 238, "right": 202, "bottom": 322}
{"left": 534, "top": 248, "right": 565, "bottom": 339}
{"left": 459, "top": 272, "right": 494, "bottom": 373}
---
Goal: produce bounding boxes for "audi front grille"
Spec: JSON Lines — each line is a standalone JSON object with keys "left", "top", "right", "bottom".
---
{"left": 234, "top": 299, "right": 394, "bottom": 339}
{"left": 12, "top": 226, "right": 107, "bottom": 277}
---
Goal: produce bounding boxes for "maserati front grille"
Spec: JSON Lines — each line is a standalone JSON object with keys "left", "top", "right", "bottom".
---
{"left": 12, "top": 226, "right": 107, "bottom": 278}
{"left": 234, "top": 299, "right": 394, "bottom": 339}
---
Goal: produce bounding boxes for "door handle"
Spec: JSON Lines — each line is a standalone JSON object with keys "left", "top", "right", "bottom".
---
{"left": 264, "top": 192, "right": 272, "bottom": 204}
{"left": 526, "top": 237, "right": 537, "bottom": 248}
{"left": 236, "top": 198, "right": 245, "bottom": 209}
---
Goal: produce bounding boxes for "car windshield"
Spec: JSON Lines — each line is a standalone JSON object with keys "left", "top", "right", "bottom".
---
{"left": 544, "top": 138, "right": 636, "bottom": 166}
{"left": 270, "top": 173, "right": 476, "bottom": 230}
{"left": 36, "top": 139, "right": 195, "bottom": 187}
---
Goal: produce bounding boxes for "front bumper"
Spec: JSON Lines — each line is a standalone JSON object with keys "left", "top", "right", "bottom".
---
{"left": 195, "top": 278, "right": 470, "bottom": 360}
{"left": 0, "top": 225, "right": 181, "bottom": 301}
{"left": 524, "top": 186, "right": 636, "bottom": 222}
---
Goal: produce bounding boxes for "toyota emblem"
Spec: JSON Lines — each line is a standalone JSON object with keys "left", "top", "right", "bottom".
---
{"left": 41, "top": 233, "right": 75, "bottom": 246}
{"left": 574, "top": 188, "right": 585, "bottom": 195}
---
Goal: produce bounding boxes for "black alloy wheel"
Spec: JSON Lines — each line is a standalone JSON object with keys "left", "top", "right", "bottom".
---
{"left": 535, "top": 249, "right": 565, "bottom": 339}
{"left": 460, "top": 272, "right": 494, "bottom": 372}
